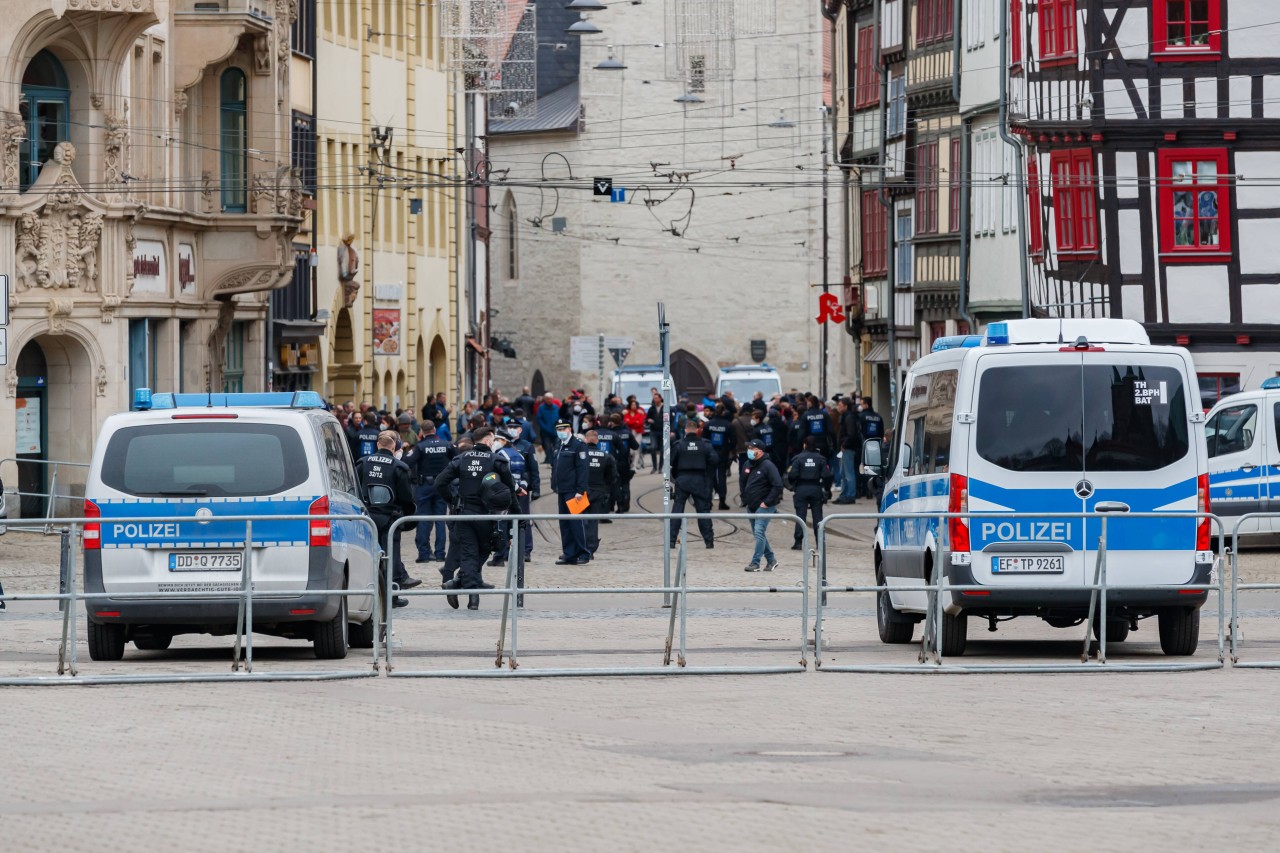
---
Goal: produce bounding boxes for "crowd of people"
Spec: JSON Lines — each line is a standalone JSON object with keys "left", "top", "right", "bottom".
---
{"left": 326, "top": 383, "right": 885, "bottom": 608}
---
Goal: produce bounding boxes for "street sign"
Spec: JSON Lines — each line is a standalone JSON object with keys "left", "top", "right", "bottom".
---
{"left": 593, "top": 177, "right": 613, "bottom": 196}
{"left": 608, "top": 347, "right": 630, "bottom": 368}
{"left": 0, "top": 328, "right": 7, "bottom": 367}
{"left": 570, "top": 335, "right": 599, "bottom": 372}
{"left": 610, "top": 188, "right": 626, "bottom": 202}
{"left": 602, "top": 336, "right": 633, "bottom": 351}
{"left": 0, "top": 273, "right": 8, "bottom": 326}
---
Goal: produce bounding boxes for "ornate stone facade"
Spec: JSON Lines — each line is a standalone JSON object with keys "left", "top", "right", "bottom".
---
{"left": 14, "top": 144, "right": 105, "bottom": 293}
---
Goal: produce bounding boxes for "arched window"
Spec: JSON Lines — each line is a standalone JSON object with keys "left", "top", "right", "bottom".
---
{"left": 504, "top": 192, "right": 518, "bottom": 279}
{"left": 220, "top": 68, "right": 248, "bottom": 212}
{"left": 19, "top": 50, "right": 70, "bottom": 190}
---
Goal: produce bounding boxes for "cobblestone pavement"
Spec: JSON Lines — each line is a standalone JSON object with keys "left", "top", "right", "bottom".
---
{"left": 4, "top": 469, "right": 1280, "bottom": 849}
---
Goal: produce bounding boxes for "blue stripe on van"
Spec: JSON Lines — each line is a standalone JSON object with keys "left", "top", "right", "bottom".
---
{"left": 94, "top": 497, "right": 317, "bottom": 549}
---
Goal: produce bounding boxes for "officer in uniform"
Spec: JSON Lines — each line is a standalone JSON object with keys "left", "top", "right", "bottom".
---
{"left": 704, "top": 404, "right": 735, "bottom": 510}
{"left": 593, "top": 418, "right": 619, "bottom": 517}
{"left": 749, "top": 408, "right": 777, "bottom": 472}
{"left": 582, "top": 430, "right": 618, "bottom": 556}
{"left": 490, "top": 427, "right": 536, "bottom": 567}
{"left": 551, "top": 420, "right": 592, "bottom": 565}
{"left": 786, "top": 436, "right": 833, "bottom": 550}
{"left": 357, "top": 430, "right": 419, "bottom": 609}
{"left": 802, "top": 398, "right": 834, "bottom": 462}
{"left": 857, "top": 396, "right": 885, "bottom": 499}
{"left": 669, "top": 419, "right": 717, "bottom": 549}
{"left": 433, "top": 426, "right": 517, "bottom": 610}
{"left": 353, "top": 412, "right": 382, "bottom": 461}
{"left": 605, "top": 412, "right": 637, "bottom": 513}
{"left": 403, "top": 421, "right": 454, "bottom": 563}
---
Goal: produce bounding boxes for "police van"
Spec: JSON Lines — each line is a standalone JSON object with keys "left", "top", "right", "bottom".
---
{"left": 715, "top": 364, "right": 782, "bottom": 403}
{"left": 1205, "top": 377, "right": 1280, "bottom": 539}
{"left": 863, "top": 319, "right": 1212, "bottom": 657}
{"left": 82, "top": 391, "right": 380, "bottom": 661}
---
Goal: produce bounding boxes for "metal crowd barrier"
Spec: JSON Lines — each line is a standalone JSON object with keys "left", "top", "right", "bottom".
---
{"left": 815, "top": 510, "right": 1227, "bottom": 674}
{"left": 0, "top": 513, "right": 382, "bottom": 685}
{"left": 383, "top": 511, "right": 811, "bottom": 677}
{"left": 0, "top": 456, "right": 91, "bottom": 529}
{"left": 1228, "top": 513, "right": 1280, "bottom": 669}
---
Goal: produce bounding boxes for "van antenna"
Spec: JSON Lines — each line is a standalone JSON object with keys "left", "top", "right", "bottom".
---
{"left": 1057, "top": 319, "right": 1065, "bottom": 346}
{"left": 205, "top": 365, "right": 213, "bottom": 408}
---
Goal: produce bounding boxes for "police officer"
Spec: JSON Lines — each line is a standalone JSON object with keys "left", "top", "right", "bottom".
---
{"left": 357, "top": 430, "right": 419, "bottom": 609}
{"left": 669, "top": 419, "right": 717, "bottom": 549}
{"left": 490, "top": 427, "right": 536, "bottom": 567}
{"left": 802, "top": 396, "right": 834, "bottom": 461}
{"left": 749, "top": 408, "right": 777, "bottom": 471}
{"left": 857, "top": 396, "right": 885, "bottom": 499}
{"left": 704, "top": 404, "right": 734, "bottom": 510}
{"left": 786, "top": 436, "right": 833, "bottom": 550}
{"left": 551, "top": 420, "right": 591, "bottom": 565}
{"left": 834, "top": 397, "right": 864, "bottom": 504}
{"left": 593, "top": 418, "right": 619, "bottom": 516}
{"left": 404, "top": 420, "right": 454, "bottom": 563}
{"left": 433, "top": 426, "right": 517, "bottom": 610}
{"left": 582, "top": 430, "right": 618, "bottom": 556}
{"left": 605, "top": 412, "right": 637, "bottom": 513}
{"left": 353, "top": 411, "right": 382, "bottom": 461}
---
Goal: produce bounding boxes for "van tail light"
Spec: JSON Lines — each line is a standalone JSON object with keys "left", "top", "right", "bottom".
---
{"left": 948, "top": 474, "right": 970, "bottom": 553}
{"left": 309, "top": 496, "right": 331, "bottom": 548}
{"left": 84, "top": 500, "right": 101, "bottom": 551}
{"left": 1196, "top": 473, "right": 1211, "bottom": 552}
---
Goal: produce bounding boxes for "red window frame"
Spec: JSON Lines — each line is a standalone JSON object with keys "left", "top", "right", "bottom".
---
{"left": 1027, "top": 157, "right": 1044, "bottom": 261}
{"left": 1039, "top": 0, "right": 1078, "bottom": 66}
{"left": 1157, "top": 148, "right": 1231, "bottom": 261}
{"left": 916, "top": 0, "right": 954, "bottom": 47}
{"left": 1010, "top": 0, "right": 1023, "bottom": 68}
{"left": 1153, "top": 0, "right": 1221, "bottom": 61}
{"left": 948, "top": 138, "right": 961, "bottom": 233}
{"left": 854, "top": 25, "right": 878, "bottom": 109}
{"left": 861, "top": 190, "right": 888, "bottom": 276}
{"left": 1049, "top": 148, "right": 1098, "bottom": 260}
{"left": 917, "top": 141, "right": 939, "bottom": 235}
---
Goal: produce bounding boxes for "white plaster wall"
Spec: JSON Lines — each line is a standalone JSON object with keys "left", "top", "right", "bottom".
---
{"left": 1239, "top": 219, "right": 1280, "bottom": 274}
{"left": 1230, "top": 75, "right": 1253, "bottom": 120}
{"left": 1195, "top": 77, "right": 1218, "bottom": 119}
{"left": 1115, "top": 151, "right": 1138, "bottom": 199}
{"left": 1227, "top": 7, "right": 1280, "bottom": 58}
{"left": 1264, "top": 76, "right": 1280, "bottom": 119}
{"left": 1117, "top": 209, "right": 1142, "bottom": 275}
{"left": 1235, "top": 152, "right": 1280, "bottom": 208}
{"left": 1161, "top": 78, "right": 1184, "bottom": 121}
{"left": 1113, "top": 8, "right": 1148, "bottom": 60}
{"left": 1120, "top": 284, "right": 1145, "bottom": 322}
{"left": 1242, "top": 284, "right": 1280, "bottom": 324}
{"left": 1166, "top": 266, "right": 1230, "bottom": 323}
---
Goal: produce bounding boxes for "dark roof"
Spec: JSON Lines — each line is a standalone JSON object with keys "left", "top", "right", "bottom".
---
{"left": 536, "top": 3, "right": 582, "bottom": 97}
{"left": 488, "top": 81, "right": 580, "bottom": 135}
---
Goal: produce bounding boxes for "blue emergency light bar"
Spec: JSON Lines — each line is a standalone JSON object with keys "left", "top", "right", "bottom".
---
{"left": 931, "top": 335, "right": 984, "bottom": 353}
{"left": 985, "top": 322, "right": 1010, "bottom": 346}
{"left": 1262, "top": 377, "right": 1280, "bottom": 390}
{"left": 134, "top": 389, "right": 325, "bottom": 411}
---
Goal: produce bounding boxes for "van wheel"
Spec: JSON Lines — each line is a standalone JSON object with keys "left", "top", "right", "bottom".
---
{"left": 87, "top": 620, "right": 126, "bottom": 661}
{"left": 133, "top": 631, "right": 173, "bottom": 651}
{"left": 1158, "top": 608, "right": 1200, "bottom": 656}
{"left": 313, "top": 598, "right": 349, "bottom": 660}
{"left": 876, "top": 588, "right": 914, "bottom": 644}
{"left": 1092, "top": 614, "right": 1130, "bottom": 644}
{"left": 939, "top": 612, "right": 967, "bottom": 657}
{"left": 349, "top": 615, "right": 375, "bottom": 650}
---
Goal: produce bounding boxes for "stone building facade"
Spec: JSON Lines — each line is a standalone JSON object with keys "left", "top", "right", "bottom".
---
{"left": 1, "top": 0, "right": 300, "bottom": 515}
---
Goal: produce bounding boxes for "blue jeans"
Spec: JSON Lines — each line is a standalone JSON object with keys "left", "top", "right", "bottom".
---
{"left": 838, "top": 450, "right": 859, "bottom": 501}
{"left": 750, "top": 506, "right": 777, "bottom": 566}
{"left": 414, "top": 488, "right": 448, "bottom": 559}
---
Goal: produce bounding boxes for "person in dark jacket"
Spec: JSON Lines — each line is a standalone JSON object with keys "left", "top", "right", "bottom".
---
{"left": 433, "top": 427, "right": 517, "bottom": 610}
{"left": 857, "top": 396, "right": 885, "bottom": 499}
{"left": 669, "top": 419, "right": 717, "bottom": 548}
{"left": 740, "top": 439, "right": 783, "bottom": 572}
{"left": 703, "top": 404, "right": 735, "bottom": 510}
{"left": 357, "top": 430, "right": 420, "bottom": 609}
{"left": 490, "top": 427, "right": 537, "bottom": 566}
{"left": 834, "top": 397, "right": 864, "bottom": 504}
{"left": 786, "top": 436, "right": 833, "bottom": 550}
{"left": 581, "top": 430, "right": 618, "bottom": 556}
{"left": 551, "top": 420, "right": 592, "bottom": 564}
{"left": 403, "top": 421, "right": 455, "bottom": 562}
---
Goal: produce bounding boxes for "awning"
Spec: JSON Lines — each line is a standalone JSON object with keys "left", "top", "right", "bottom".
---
{"left": 273, "top": 319, "right": 327, "bottom": 343}
{"left": 862, "top": 342, "right": 889, "bottom": 364}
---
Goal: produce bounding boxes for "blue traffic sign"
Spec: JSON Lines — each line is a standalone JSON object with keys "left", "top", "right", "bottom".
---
{"left": 610, "top": 188, "right": 626, "bottom": 202}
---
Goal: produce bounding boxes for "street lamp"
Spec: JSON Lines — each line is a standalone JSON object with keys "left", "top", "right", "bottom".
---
{"left": 674, "top": 91, "right": 703, "bottom": 104}
{"left": 768, "top": 110, "right": 795, "bottom": 128}
{"left": 595, "top": 53, "right": 627, "bottom": 70}
{"left": 566, "top": 17, "right": 603, "bottom": 34}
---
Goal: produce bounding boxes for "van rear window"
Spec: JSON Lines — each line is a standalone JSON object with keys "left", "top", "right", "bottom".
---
{"left": 100, "top": 423, "right": 309, "bottom": 497}
{"left": 976, "top": 364, "right": 1190, "bottom": 473}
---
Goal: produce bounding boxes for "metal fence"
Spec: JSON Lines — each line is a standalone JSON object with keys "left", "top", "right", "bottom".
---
{"left": 1228, "top": 512, "right": 1280, "bottom": 669}
{"left": 0, "top": 457, "right": 91, "bottom": 528}
{"left": 0, "top": 513, "right": 382, "bottom": 685}
{"left": 381, "top": 511, "right": 811, "bottom": 677}
{"left": 814, "top": 510, "right": 1227, "bottom": 674}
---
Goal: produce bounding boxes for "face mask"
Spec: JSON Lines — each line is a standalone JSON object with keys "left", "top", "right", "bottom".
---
{"left": 573, "top": 405, "right": 583, "bottom": 414}
{"left": 749, "top": 450, "right": 761, "bottom": 461}
{"left": 557, "top": 431, "right": 571, "bottom": 443}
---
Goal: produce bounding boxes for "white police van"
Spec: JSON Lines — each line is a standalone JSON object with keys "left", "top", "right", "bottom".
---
{"left": 716, "top": 364, "right": 782, "bottom": 403}
{"left": 82, "top": 391, "right": 379, "bottom": 661}
{"left": 865, "top": 319, "right": 1212, "bottom": 657}
{"left": 1205, "top": 377, "right": 1280, "bottom": 539}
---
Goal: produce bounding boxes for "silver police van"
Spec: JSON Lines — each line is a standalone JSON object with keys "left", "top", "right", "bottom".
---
{"left": 82, "top": 391, "right": 379, "bottom": 661}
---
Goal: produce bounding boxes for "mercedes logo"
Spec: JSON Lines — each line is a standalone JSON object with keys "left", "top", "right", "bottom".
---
{"left": 1074, "top": 480, "right": 1095, "bottom": 499}
{"left": 194, "top": 507, "right": 213, "bottom": 525}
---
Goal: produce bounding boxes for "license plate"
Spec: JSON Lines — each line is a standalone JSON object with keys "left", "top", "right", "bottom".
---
{"left": 169, "top": 552, "right": 243, "bottom": 572}
{"left": 991, "top": 556, "right": 1065, "bottom": 574}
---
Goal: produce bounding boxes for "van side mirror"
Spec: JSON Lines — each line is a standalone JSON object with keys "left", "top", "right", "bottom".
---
{"left": 862, "top": 438, "right": 884, "bottom": 470}
{"left": 900, "top": 444, "right": 912, "bottom": 472}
